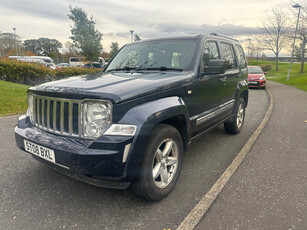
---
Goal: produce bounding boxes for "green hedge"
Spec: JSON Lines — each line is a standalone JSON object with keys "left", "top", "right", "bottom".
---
{"left": 0, "top": 58, "right": 102, "bottom": 85}
{"left": 260, "top": 64, "right": 272, "bottom": 72}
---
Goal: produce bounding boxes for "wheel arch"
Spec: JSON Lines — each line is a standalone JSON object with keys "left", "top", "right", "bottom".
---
{"left": 160, "top": 114, "right": 189, "bottom": 151}
{"left": 117, "top": 96, "right": 190, "bottom": 181}
{"left": 235, "top": 80, "right": 249, "bottom": 108}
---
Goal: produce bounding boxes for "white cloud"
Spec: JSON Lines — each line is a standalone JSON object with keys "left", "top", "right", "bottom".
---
{"left": 0, "top": 0, "right": 292, "bottom": 51}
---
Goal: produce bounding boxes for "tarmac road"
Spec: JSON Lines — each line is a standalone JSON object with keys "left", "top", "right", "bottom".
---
{"left": 196, "top": 81, "right": 307, "bottom": 230}
{"left": 0, "top": 89, "right": 269, "bottom": 230}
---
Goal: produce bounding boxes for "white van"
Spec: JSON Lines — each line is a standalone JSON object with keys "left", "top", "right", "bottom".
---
{"left": 69, "top": 57, "right": 84, "bottom": 67}
{"left": 9, "top": 56, "right": 55, "bottom": 69}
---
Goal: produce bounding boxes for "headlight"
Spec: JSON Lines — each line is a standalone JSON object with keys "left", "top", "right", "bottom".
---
{"left": 260, "top": 75, "right": 266, "bottom": 80}
{"left": 26, "top": 93, "right": 34, "bottom": 123}
{"left": 82, "top": 100, "right": 112, "bottom": 138}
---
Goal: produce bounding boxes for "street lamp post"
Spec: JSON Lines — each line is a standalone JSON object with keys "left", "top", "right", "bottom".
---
{"left": 130, "top": 30, "right": 134, "bottom": 43}
{"left": 13, "top": 27, "right": 18, "bottom": 56}
{"left": 247, "top": 38, "right": 251, "bottom": 59}
{"left": 287, "top": 3, "right": 302, "bottom": 81}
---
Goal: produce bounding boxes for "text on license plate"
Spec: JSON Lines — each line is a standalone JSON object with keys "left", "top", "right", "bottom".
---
{"left": 24, "top": 140, "right": 56, "bottom": 163}
{"left": 249, "top": 81, "right": 258, "bottom": 84}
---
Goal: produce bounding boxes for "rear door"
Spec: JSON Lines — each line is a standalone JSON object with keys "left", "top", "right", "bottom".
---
{"left": 218, "top": 42, "right": 240, "bottom": 104}
{"left": 234, "top": 45, "right": 248, "bottom": 81}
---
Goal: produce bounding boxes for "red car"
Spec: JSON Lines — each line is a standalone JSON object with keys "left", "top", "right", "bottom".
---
{"left": 248, "top": 66, "right": 266, "bottom": 89}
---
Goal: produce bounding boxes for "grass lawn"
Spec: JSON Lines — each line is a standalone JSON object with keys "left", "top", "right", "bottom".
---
{"left": 248, "top": 60, "right": 307, "bottom": 92}
{"left": 0, "top": 80, "right": 30, "bottom": 116}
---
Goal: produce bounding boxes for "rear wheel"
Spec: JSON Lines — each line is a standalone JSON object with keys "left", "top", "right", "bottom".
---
{"left": 224, "top": 98, "right": 245, "bottom": 134}
{"left": 132, "top": 124, "right": 183, "bottom": 201}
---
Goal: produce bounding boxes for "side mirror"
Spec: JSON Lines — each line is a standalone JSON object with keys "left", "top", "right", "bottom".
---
{"left": 264, "top": 72, "right": 267, "bottom": 75}
{"left": 204, "top": 59, "right": 226, "bottom": 75}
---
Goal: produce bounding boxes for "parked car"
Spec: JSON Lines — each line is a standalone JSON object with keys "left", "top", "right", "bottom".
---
{"left": 248, "top": 66, "right": 266, "bottom": 89}
{"left": 15, "top": 34, "right": 248, "bottom": 201}
{"left": 69, "top": 57, "right": 84, "bottom": 67}
{"left": 56, "top": 63, "right": 72, "bottom": 69}
{"left": 82, "top": 62, "right": 103, "bottom": 69}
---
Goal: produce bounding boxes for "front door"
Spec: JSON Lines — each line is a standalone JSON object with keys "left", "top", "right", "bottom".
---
{"left": 188, "top": 40, "right": 225, "bottom": 134}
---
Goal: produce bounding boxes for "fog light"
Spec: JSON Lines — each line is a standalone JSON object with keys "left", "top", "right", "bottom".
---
{"left": 85, "top": 122, "right": 100, "bottom": 136}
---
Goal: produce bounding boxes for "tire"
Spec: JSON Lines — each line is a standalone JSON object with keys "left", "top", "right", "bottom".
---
{"left": 262, "top": 83, "right": 266, "bottom": 89}
{"left": 131, "top": 124, "right": 183, "bottom": 201}
{"left": 224, "top": 98, "right": 246, "bottom": 134}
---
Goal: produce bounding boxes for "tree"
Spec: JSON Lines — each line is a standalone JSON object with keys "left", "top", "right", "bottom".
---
{"left": 0, "top": 33, "right": 21, "bottom": 57}
{"left": 63, "top": 41, "right": 79, "bottom": 55}
{"left": 257, "top": 7, "right": 289, "bottom": 71}
{"left": 109, "top": 42, "right": 119, "bottom": 58}
{"left": 68, "top": 6, "right": 103, "bottom": 61}
{"left": 24, "top": 38, "right": 62, "bottom": 56}
{"left": 249, "top": 39, "right": 265, "bottom": 65}
{"left": 292, "top": 6, "right": 307, "bottom": 73}
{"left": 134, "top": 34, "right": 141, "bottom": 41}
{"left": 37, "top": 38, "right": 62, "bottom": 56}
{"left": 23, "top": 39, "right": 40, "bottom": 54}
{"left": 293, "top": 44, "right": 302, "bottom": 61}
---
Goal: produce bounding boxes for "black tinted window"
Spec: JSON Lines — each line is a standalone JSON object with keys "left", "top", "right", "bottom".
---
{"left": 220, "top": 43, "right": 236, "bottom": 70}
{"left": 203, "top": 41, "right": 219, "bottom": 66}
{"left": 235, "top": 45, "right": 246, "bottom": 69}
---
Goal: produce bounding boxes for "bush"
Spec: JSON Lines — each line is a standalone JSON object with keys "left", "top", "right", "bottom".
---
{"left": 0, "top": 58, "right": 52, "bottom": 85}
{"left": 53, "top": 67, "right": 101, "bottom": 80}
{"left": 0, "top": 58, "right": 102, "bottom": 85}
{"left": 260, "top": 64, "right": 272, "bottom": 72}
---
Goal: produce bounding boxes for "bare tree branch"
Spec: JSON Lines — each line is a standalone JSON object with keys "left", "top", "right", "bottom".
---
{"left": 257, "top": 7, "right": 289, "bottom": 71}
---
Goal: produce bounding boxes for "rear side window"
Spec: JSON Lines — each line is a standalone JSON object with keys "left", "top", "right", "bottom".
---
{"left": 203, "top": 41, "right": 220, "bottom": 66}
{"left": 220, "top": 43, "right": 236, "bottom": 70}
{"left": 235, "top": 45, "right": 247, "bottom": 69}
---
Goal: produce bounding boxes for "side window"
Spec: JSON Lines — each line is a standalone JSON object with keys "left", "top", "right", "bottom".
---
{"left": 220, "top": 43, "right": 237, "bottom": 70}
{"left": 235, "top": 45, "right": 247, "bottom": 69}
{"left": 203, "top": 41, "right": 219, "bottom": 66}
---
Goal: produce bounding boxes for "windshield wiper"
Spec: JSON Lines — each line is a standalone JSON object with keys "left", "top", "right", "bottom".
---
{"left": 136, "top": 66, "right": 183, "bottom": 72}
{"left": 107, "top": 66, "right": 137, "bottom": 72}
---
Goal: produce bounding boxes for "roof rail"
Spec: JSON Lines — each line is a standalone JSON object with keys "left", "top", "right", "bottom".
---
{"left": 209, "top": 33, "right": 239, "bottom": 42}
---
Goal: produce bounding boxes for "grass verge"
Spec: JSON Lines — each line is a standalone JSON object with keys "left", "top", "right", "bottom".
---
{"left": 248, "top": 60, "right": 307, "bottom": 92}
{"left": 0, "top": 80, "right": 30, "bottom": 116}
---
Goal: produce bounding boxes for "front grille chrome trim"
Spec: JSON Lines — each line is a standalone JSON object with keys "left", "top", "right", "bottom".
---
{"left": 31, "top": 95, "right": 83, "bottom": 138}
{"left": 69, "top": 102, "right": 73, "bottom": 136}
{"left": 29, "top": 94, "right": 112, "bottom": 139}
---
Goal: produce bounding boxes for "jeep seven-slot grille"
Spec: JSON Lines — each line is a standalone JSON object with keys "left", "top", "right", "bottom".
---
{"left": 32, "top": 95, "right": 81, "bottom": 137}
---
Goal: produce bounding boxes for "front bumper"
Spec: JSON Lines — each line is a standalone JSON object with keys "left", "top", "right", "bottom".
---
{"left": 15, "top": 116, "right": 134, "bottom": 189}
{"left": 248, "top": 79, "right": 266, "bottom": 88}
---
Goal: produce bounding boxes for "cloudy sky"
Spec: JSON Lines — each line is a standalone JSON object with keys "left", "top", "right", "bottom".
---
{"left": 0, "top": 0, "right": 293, "bottom": 52}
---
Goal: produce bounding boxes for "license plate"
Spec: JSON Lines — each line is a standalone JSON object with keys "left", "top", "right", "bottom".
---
{"left": 248, "top": 81, "right": 258, "bottom": 84}
{"left": 24, "top": 140, "right": 56, "bottom": 163}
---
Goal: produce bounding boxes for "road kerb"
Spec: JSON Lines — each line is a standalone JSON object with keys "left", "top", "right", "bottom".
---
{"left": 177, "top": 89, "right": 274, "bottom": 230}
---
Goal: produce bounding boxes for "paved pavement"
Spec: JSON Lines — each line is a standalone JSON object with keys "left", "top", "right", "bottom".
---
{"left": 196, "top": 81, "right": 307, "bottom": 230}
{"left": 0, "top": 90, "right": 269, "bottom": 230}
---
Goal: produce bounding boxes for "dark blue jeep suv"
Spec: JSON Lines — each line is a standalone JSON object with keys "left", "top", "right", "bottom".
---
{"left": 15, "top": 34, "right": 248, "bottom": 200}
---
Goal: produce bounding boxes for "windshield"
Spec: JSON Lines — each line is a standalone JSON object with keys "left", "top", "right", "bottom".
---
{"left": 42, "top": 58, "right": 52, "bottom": 63}
{"left": 106, "top": 40, "right": 197, "bottom": 72}
{"left": 248, "top": 66, "right": 263, "bottom": 74}
{"left": 70, "top": 58, "right": 80, "bottom": 62}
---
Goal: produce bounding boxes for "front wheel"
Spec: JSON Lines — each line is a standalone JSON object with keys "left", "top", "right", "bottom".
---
{"left": 131, "top": 124, "right": 183, "bottom": 201}
{"left": 224, "top": 98, "right": 246, "bottom": 134}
